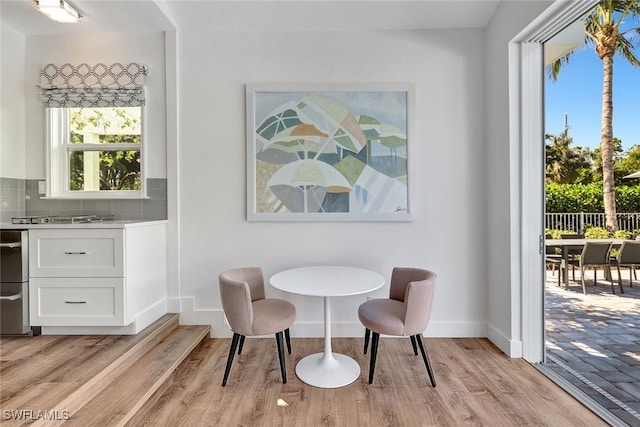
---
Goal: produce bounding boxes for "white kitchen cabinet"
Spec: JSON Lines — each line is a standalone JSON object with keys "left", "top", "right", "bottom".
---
{"left": 29, "top": 277, "right": 124, "bottom": 326}
{"left": 30, "top": 229, "right": 124, "bottom": 278}
{"left": 28, "top": 222, "right": 167, "bottom": 334}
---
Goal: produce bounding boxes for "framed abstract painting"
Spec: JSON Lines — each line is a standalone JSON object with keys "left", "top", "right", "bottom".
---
{"left": 246, "top": 83, "right": 413, "bottom": 221}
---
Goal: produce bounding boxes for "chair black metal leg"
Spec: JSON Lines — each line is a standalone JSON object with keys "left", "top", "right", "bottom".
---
{"left": 368, "top": 332, "right": 380, "bottom": 384}
{"left": 275, "top": 331, "right": 287, "bottom": 384}
{"left": 284, "top": 328, "right": 292, "bottom": 354}
{"left": 237, "top": 335, "right": 246, "bottom": 355}
{"left": 364, "top": 328, "right": 371, "bottom": 354}
{"left": 416, "top": 334, "right": 436, "bottom": 387}
{"left": 410, "top": 335, "right": 418, "bottom": 355}
{"left": 222, "top": 333, "right": 241, "bottom": 386}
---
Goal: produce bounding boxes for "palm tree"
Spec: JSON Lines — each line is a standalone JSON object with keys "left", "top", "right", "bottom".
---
{"left": 550, "top": 0, "right": 640, "bottom": 232}
{"left": 545, "top": 115, "right": 592, "bottom": 184}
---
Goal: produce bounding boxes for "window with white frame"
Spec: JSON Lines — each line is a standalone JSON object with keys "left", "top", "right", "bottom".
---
{"left": 48, "top": 107, "right": 143, "bottom": 195}
{"left": 40, "top": 63, "right": 147, "bottom": 198}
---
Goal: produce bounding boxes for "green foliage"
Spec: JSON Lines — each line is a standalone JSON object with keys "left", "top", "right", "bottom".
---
{"left": 68, "top": 150, "right": 140, "bottom": 191}
{"left": 545, "top": 229, "right": 571, "bottom": 239}
{"left": 584, "top": 226, "right": 610, "bottom": 239}
{"left": 548, "top": 224, "right": 636, "bottom": 247}
{"left": 99, "top": 150, "right": 141, "bottom": 190}
{"left": 613, "top": 229, "right": 633, "bottom": 239}
{"left": 546, "top": 183, "right": 603, "bottom": 212}
{"left": 545, "top": 124, "right": 593, "bottom": 184}
{"left": 546, "top": 183, "right": 640, "bottom": 213}
{"left": 614, "top": 144, "right": 640, "bottom": 183}
{"left": 589, "top": 137, "right": 640, "bottom": 184}
{"left": 545, "top": 132, "right": 640, "bottom": 188}
{"left": 615, "top": 185, "right": 640, "bottom": 211}
{"left": 68, "top": 108, "right": 141, "bottom": 191}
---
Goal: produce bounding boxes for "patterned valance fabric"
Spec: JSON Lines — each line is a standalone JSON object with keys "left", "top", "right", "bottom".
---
{"left": 39, "top": 63, "right": 147, "bottom": 108}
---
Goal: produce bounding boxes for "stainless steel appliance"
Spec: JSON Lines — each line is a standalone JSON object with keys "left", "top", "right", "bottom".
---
{"left": 0, "top": 230, "right": 37, "bottom": 335}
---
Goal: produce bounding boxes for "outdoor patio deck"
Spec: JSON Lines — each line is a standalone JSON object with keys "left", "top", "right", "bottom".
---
{"left": 545, "top": 269, "right": 640, "bottom": 426}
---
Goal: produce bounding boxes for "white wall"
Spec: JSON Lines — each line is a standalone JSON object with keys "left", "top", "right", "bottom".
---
{"left": 23, "top": 32, "right": 167, "bottom": 180}
{"left": 176, "top": 29, "right": 490, "bottom": 338}
{"left": 0, "top": 24, "right": 26, "bottom": 179}
{"left": 7, "top": 2, "right": 558, "bottom": 354}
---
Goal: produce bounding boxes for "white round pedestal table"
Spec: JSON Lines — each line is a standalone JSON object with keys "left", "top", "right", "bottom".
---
{"left": 269, "top": 266, "right": 385, "bottom": 388}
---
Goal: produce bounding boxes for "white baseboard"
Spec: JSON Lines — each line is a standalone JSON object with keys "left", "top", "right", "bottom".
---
{"left": 167, "top": 296, "right": 181, "bottom": 314}
{"left": 131, "top": 298, "right": 168, "bottom": 332}
{"left": 488, "top": 322, "right": 523, "bottom": 357}
{"left": 177, "top": 297, "right": 493, "bottom": 341}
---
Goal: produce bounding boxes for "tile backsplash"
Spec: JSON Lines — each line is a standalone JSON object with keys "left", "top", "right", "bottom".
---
{"left": 0, "top": 177, "right": 167, "bottom": 223}
{"left": 0, "top": 178, "right": 26, "bottom": 223}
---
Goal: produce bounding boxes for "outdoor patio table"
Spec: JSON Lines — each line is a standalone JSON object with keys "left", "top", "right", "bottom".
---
{"left": 269, "top": 266, "right": 385, "bottom": 388}
{"left": 545, "top": 239, "right": 624, "bottom": 288}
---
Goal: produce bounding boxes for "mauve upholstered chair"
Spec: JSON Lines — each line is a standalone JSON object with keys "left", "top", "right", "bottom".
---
{"left": 219, "top": 267, "right": 296, "bottom": 386}
{"left": 358, "top": 267, "right": 437, "bottom": 386}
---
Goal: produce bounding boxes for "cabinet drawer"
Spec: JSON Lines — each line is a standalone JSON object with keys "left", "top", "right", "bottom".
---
{"left": 29, "top": 229, "right": 124, "bottom": 277}
{"left": 29, "top": 278, "right": 125, "bottom": 326}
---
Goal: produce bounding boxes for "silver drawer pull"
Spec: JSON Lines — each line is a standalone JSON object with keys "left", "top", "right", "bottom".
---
{"left": 65, "top": 300, "right": 87, "bottom": 304}
{"left": 0, "top": 293, "right": 21, "bottom": 301}
{"left": 0, "top": 242, "right": 21, "bottom": 249}
{"left": 64, "top": 251, "right": 87, "bottom": 255}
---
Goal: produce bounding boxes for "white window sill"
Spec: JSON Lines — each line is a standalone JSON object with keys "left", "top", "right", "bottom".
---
{"left": 41, "top": 194, "right": 149, "bottom": 200}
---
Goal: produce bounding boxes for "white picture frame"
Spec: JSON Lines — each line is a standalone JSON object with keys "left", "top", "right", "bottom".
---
{"left": 246, "top": 83, "right": 413, "bottom": 222}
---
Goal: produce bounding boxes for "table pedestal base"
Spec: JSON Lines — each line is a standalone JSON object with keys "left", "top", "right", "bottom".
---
{"left": 295, "top": 352, "right": 360, "bottom": 388}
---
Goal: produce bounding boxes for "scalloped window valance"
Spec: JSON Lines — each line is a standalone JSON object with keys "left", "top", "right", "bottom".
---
{"left": 39, "top": 63, "right": 148, "bottom": 108}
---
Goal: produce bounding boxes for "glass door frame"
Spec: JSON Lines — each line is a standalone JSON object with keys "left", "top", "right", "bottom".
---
{"left": 512, "top": 0, "right": 599, "bottom": 363}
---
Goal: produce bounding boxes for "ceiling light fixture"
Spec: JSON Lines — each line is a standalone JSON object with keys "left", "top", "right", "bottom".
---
{"left": 34, "top": 0, "right": 81, "bottom": 24}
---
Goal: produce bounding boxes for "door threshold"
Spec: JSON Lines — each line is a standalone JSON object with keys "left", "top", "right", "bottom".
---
{"left": 534, "top": 362, "right": 629, "bottom": 427}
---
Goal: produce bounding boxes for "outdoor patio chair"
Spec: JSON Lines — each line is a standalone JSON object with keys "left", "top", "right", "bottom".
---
{"left": 561, "top": 233, "right": 583, "bottom": 282}
{"left": 545, "top": 234, "right": 562, "bottom": 286}
{"left": 358, "top": 267, "right": 437, "bottom": 386}
{"left": 575, "top": 241, "right": 614, "bottom": 294}
{"left": 218, "top": 267, "right": 296, "bottom": 386}
{"left": 612, "top": 240, "right": 640, "bottom": 293}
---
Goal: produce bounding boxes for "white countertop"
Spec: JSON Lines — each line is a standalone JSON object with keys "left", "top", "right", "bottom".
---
{"left": 0, "top": 219, "right": 167, "bottom": 230}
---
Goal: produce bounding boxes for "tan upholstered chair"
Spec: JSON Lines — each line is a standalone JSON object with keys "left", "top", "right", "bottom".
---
{"left": 358, "top": 267, "right": 437, "bottom": 386}
{"left": 219, "top": 267, "right": 296, "bottom": 386}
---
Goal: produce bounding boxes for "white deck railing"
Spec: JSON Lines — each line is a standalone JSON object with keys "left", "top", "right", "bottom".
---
{"left": 545, "top": 212, "right": 640, "bottom": 233}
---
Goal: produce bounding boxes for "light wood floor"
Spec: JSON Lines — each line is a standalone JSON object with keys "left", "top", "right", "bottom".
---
{"left": 131, "top": 337, "right": 606, "bottom": 426}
